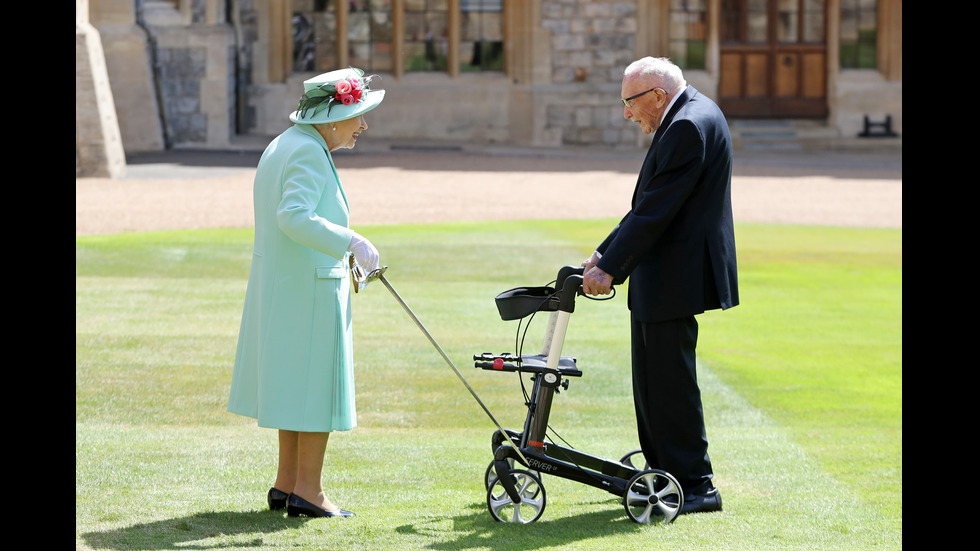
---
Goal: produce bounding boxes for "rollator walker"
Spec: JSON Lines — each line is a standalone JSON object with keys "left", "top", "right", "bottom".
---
{"left": 472, "top": 266, "right": 685, "bottom": 524}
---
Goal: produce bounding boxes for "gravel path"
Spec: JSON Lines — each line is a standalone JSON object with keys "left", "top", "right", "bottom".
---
{"left": 75, "top": 145, "right": 901, "bottom": 236}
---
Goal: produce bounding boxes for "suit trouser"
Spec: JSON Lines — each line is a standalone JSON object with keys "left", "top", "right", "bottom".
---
{"left": 630, "top": 314, "right": 714, "bottom": 494}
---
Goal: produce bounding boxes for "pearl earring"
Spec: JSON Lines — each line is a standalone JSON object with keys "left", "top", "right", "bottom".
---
{"left": 332, "top": 125, "right": 337, "bottom": 131}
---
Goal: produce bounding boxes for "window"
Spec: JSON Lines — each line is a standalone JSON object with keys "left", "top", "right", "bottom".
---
{"left": 775, "top": 0, "right": 825, "bottom": 43}
{"left": 746, "top": 0, "right": 767, "bottom": 43}
{"left": 349, "top": 1, "right": 394, "bottom": 72}
{"left": 460, "top": 0, "right": 503, "bottom": 72}
{"left": 669, "top": 0, "right": 707, "bottom": 69}
{"left": 801, "top": 0, "right": 825, "bottom": 43}
{"left": 292, "top": 0, "right": 337, "bottom": 72}
{"left": 291, "top": 0, "right": 503, "bottom": 75}
{"left": 405, "top": 0, "right": 449, "bottom": 71}
{"left": 840, "top": 0, "right": 877, "bottom": 68}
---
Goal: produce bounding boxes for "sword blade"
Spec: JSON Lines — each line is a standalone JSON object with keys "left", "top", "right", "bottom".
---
{"left": 378, "top": 273, "right": 528, "bottom": 466}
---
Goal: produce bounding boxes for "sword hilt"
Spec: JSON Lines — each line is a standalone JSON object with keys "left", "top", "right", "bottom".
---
{"left": 349, "top": 254, "right": 388, "bottom": 293}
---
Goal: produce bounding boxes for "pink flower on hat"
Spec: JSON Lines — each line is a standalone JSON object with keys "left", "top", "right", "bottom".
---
{"left": 294, "top": 68, "right": 380, "bottom": 121}
{"left": 335, "top": 79, "right": 353, "bottom": 95}
{"left": 334, "top": 78, "right": 363, "bottom": 105}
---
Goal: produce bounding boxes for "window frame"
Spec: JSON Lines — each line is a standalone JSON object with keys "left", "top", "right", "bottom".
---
{"left": 668, "top": 0, "right": 708, "bottom": 70}
{"left": 839, "top": 0, "right": 878, "bottom": 69}
{"left": 290, "top": 0, "right": 505, "bottom": 79}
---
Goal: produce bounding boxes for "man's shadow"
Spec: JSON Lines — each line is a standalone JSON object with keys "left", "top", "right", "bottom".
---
{"left": 80, "top": 509, "right": 307, "bottom": 550}
{"left": 397, "top": 499, "right": 661, "bottom": 550}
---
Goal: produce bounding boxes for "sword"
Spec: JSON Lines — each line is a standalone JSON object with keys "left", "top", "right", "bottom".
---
{"left": 351, "top": 261, "right": 528, "bottom": 466}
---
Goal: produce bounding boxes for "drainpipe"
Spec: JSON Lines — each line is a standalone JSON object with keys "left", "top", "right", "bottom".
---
{"left": 134, "top": 0, "right": 171, "bottom": 149}
{"left": 228, "top": 0, "right": 247, "bottom": 135}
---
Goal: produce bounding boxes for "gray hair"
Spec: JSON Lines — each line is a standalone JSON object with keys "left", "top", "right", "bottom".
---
{"left": 624, "top": 57, "right": 687, "bottom": 93}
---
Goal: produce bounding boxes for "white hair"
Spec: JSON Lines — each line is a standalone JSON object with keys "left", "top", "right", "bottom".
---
{"left": 624, "top": 57, "right": 687, "bottom": 92}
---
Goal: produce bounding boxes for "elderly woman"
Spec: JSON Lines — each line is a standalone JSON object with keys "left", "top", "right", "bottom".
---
{"left": 227, "top": 67, "right": 384, "bottom": 518}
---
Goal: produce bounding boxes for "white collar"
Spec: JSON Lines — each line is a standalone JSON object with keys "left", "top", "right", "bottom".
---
{"left": 659, "top": 85, "right": 687, "bottom": 126}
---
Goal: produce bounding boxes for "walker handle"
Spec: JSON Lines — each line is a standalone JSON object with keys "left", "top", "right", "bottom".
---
{"left": 558, "top": 268, "right": 585, "bottom": 313}
{"left": 556, "top": 265, "right": 585, "bottom": 290}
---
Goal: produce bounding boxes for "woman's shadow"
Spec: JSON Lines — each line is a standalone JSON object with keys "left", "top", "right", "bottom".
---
{"left": 80, "top": 509, "right": 308, "bottom": 550}
{"left": 81, "top": 500, "right": 665, "bottom": 550}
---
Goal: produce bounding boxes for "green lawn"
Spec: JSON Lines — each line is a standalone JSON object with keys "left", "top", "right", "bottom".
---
{"left": 76, "top": 220, "right": 902, "bottom": 550}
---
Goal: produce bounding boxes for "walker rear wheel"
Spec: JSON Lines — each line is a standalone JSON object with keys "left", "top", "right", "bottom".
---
{"left": 487, "top": 469, "right": 546, "bottom": 523}
{"left": 619, "top": 449, "right": 650, "bottom": 471}
{"left": 623, "top": 469, "right": 683, "bottom": 524}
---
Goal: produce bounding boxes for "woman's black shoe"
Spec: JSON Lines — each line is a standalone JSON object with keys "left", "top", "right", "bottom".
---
{"left": 286, "top": 493, "right": 355, "bottom": 518}
{"left": 268, "top": 487, "right": 289, "bottom": 510}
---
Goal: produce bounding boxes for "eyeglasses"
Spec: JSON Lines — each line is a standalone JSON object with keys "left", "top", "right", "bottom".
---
{"left": 622, "top": 87, "right": 667, "bottom": 107}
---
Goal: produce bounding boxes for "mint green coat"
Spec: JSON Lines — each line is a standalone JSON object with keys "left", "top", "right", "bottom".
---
{"left": 228, "top": 124, "right": 358, "bottom": 432}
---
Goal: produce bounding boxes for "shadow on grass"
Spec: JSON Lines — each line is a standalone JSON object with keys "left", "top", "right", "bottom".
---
{"left": 80, "top": 509, "right": 309, "bottom": 550}
{"left": 81, "top": 500, "right": 666, "bottom": 550}
{"left": 397, "top": 500, "right": 660, "bottom": 550}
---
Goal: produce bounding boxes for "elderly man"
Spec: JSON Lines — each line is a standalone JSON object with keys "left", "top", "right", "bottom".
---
{"left": 582, "top": 57, "right": 739, "bottom": 514}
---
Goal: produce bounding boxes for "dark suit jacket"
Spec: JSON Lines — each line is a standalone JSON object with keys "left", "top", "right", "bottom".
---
{"left": 596, "top": 86, "right": 739, "bottom": 323}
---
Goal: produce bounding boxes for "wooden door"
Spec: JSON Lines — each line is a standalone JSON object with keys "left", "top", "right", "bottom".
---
{"left": 718, "top": 0, "right": 828, "bottom": 118}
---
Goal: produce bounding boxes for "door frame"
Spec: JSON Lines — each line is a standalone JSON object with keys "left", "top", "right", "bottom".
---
{"left": 718, "top": 0, "right": 829, "bottom": 118}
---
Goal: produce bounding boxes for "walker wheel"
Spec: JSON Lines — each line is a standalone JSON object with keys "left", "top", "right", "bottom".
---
{"left": 623, "top": 469, "right": 683, "bottom": 524}
{"left": 484, "top": 459, "right": 505, "bottom": 490}
{"left": 487, "top": 469, "right": 546, "bottom": 523}
{"left": 619, "top": 449, "right": 650, "bottom": 471}
{"left": 484, "top": 459, "right": 540, "bottom": 496}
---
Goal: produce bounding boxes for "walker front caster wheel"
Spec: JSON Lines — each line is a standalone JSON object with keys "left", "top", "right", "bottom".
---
{"left": 487, "top": 469, "right": 546, "bottom": 523}
{"left": 623, "top": 469, "right": 683, "bottom": 524}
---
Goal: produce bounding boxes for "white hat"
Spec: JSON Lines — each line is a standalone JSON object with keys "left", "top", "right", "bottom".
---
{"left": 288, "top": 67, "right": 385, "bottom": 124}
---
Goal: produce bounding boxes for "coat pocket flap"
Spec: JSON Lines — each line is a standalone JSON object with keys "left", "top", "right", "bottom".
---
{"left": 316, "top": 265, "right": 348, "bottom": 279}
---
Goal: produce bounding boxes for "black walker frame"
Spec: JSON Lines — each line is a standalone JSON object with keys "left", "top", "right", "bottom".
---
{"left": 472, "top": 266, "right": 685, "bottom": 524}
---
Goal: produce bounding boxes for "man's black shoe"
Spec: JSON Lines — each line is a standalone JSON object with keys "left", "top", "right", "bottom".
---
{"left": 680, "top": 487, "right": 722, "bottom": 514}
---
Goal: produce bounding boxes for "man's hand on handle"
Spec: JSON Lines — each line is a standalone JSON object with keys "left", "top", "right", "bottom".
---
{"left": 581, "top": 251, "right": 613, "bottom": 296}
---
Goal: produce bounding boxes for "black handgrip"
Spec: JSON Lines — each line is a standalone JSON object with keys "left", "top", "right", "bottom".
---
{"left": 556, "top": 265, "right": 585, "bottom": 290}
{"left": 558, "top": 274, "right": 583, "bottom": 313}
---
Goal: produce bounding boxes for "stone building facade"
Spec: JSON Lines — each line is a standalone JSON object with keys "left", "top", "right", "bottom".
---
{"left": 78, "top": 0, "right": 901, "bottom": 168}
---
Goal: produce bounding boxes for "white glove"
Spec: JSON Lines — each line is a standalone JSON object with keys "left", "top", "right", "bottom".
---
{"left": 348, "top": 233, "right": 380, "bottom": 273}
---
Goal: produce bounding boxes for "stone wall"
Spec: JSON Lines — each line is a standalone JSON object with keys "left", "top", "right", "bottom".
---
{"left": 76, "top": 14, "right": 126, "bottom": 177}
{"left": 156, "top": 45, "right": 209, "bottom": 143}
{"left": 832, "top": 70, "right": 903, "bottom": 139}
{"left": 539, "top": 0, "right": 642, "bottom": 146}
{"left": 542, "top": 0, "right": 637, "bottom": 85}
{"left": 85, "top": 0, "right": 901, "bottom": 156}
{"left": 143, "top": 6, "right": 236, "bottom": 149}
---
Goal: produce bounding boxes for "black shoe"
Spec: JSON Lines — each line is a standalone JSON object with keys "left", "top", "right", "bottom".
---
{"left": 680, "top": 487, "right": 722, "bottom": 514}
{"left": 286, "top": 493, "right": 355, "bottom": 518}
{"left": 268, "top": 487, "right": 289, "bottom": 510}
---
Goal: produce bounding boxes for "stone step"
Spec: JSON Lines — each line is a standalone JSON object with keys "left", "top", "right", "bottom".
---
{"left": 142, "top": 0, "right": 184, "bottom": 26}
{"left": 729, "top": 119, "right": 899, "bottom": 150}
